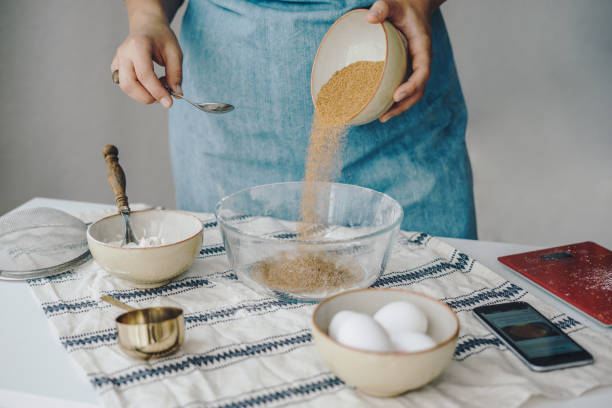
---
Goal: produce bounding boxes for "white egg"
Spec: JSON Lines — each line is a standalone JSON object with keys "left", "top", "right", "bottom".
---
{"left": 391, "top": 331, "right": 437, "bottom": 353}
{"left": 328, "top": 310, "right": 360, "bottom": 340}
{"left": 373, "top": 301, "right": 428, "bottom": 334}
{"left": 335, "top": 313, "right": 393, "bottom": 352}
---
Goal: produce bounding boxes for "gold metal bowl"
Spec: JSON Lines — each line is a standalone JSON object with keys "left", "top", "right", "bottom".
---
{"left": 102, "top": 295, "right": 185, "bottom": 359}
{"left": 116, "top": 306, "right": 185, "bottom": 359}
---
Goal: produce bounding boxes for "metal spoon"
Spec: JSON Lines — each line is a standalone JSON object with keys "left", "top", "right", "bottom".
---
{"left": 101, "top": 295, "right": 185, "bottom": 359}
{"left": 102, "top": 145, "right": 137, "bottom": 246}
{"left": 164, "top": 86, "right": 234, "bottom": 114}
{"left": 112, "top": 70, "right": 234, "bottom": 114}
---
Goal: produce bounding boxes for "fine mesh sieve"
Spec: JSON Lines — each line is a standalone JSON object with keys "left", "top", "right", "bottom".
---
{"left": 0, "top": 207, "right": 91, "bottom": 280}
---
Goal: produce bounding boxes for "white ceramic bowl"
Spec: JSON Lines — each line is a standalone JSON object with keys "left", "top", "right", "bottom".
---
{"left": 312, "top": 288, "right": 459, "bottom": 397}
{"left": 311, "top": 9, "right": 408, "bottom": 126}
{"left": 87, "top": 210, "right": 203, "bottom": 288}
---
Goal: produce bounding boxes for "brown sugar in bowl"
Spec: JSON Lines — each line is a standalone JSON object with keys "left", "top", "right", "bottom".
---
{"left": 311, "top": 9, "right": 408, "bottom": 126}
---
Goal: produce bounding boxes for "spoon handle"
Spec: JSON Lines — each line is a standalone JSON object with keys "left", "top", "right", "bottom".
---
{"left": 102, "top": 145, "right": 130, "bottom": 214}
{"left": 101, "top": 295, "right": 136, "bottom": 312}
{"left": 163, "top": 85, "right": 199, "bottom": 109}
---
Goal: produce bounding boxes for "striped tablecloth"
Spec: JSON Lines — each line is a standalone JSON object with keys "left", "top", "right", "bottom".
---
{"left": 27, "top": 210, "right": 612, "bottom": 408}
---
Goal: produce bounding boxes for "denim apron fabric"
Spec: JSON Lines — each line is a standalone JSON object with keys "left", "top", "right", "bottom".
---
{"left": 169, "top": 0, "right": 477, "bottom": 239}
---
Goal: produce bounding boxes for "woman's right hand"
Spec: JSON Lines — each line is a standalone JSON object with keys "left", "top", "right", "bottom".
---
{"left": 111, "top": 11, "right": 183, "bottom": 108}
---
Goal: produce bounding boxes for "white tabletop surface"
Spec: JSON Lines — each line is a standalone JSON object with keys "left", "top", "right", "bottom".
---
{"left": 0, "top": 197, "right": 610, "bottom": 408}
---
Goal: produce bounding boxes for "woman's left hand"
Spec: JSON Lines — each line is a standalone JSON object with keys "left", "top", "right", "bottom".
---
{"left": 366, "top": 0, "right": 443, "bottom": 123}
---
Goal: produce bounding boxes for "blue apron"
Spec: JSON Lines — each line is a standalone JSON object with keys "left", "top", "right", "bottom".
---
{"left": 169, "top": 0, "right": 477, "bottom": 239}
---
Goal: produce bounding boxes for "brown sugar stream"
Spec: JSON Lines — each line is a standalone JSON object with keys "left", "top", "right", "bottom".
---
{"left": 253, "top": 61, "right": 385, "bottom": 294}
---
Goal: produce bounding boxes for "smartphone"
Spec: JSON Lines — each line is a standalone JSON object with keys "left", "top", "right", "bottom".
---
{"left": 473, "top": 302, "right": 593, "bottom": 371}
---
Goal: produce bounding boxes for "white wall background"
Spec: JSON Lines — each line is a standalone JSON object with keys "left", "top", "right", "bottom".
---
{"left": 444, "top": 0, "right": 612, "bottom": 247}
{"left": 1, "top": 0, "right": 611, "bottom": 247}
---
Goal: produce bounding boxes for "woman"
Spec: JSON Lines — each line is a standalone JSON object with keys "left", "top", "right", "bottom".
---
{"left": 112, "top": 0, "right": 476, "bottom": 239}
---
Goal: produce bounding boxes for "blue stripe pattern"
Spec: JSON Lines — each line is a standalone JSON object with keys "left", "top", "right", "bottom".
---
{"left": 443, "top": 282, "right": 525, "bottom": 312}
{"left": 62, "top": 329, "right": 118, "bottom": 350}
{"left": 211, "top": 376, "right": 344, "bottom": 408}
{"left": 405, "top": 232, "right": 429, "bottom": 245}
{"left": 109, "top": 278, "right": 212, "bottom": 302}
{"left": 203, "top": 219, "right": 218, "bottom": 229}
{"left": 372, "top": 255, "right": 471, "bottom": 288}
{"left": 454, "top": 336, "right": 503, "bottom": 360}
{"left": 555, "top": 315, "right": 581, "bottom": 330}
{"left": 43, "top": 277, "right": 213, "bottom": 316}
{"left": 91, "top": 331, "right": 312, "bottom": 390}
{"left": 42, "top": 298, "right": 98, "bottom": 316}
{"left": 272, "top": 232, "right": 297, "bottom": 240}
{"left": 199, "top": 245, "right": 225, "bottom": 258}
{"left": 28, "top": 270, "right": 76, "bottom": 286}
{"left": 185, "top": 298, "right": 302, "bottom": 327}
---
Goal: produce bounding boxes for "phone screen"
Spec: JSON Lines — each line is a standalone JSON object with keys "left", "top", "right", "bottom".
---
{"left": 474, "top": 302, "right": 593, "bottom": 370}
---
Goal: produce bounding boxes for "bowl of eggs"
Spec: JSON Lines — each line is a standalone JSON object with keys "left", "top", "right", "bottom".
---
{"left": 87, "top": 210, "right": 203, "bottom": 288}
{"left": 311, "top": 9, "right": 408, "bottom": 125}
{"left": 311, "top": 288, "right": 459, "bottom": 397}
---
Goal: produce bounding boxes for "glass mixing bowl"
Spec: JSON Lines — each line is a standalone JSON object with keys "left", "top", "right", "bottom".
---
{"left": 215, "top": 182, "right": 403, "bottom": 302}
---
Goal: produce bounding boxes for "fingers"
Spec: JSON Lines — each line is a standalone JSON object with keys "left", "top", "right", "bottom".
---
{"left": 381, "top": 32, "right": 431, "bottom": 122}
{"left": 393, "top": 64, "right": 429, "bottom": 104}
{"left": 132, "top": 46, "right": 172, "bottom": 108}
{"left": 366, "top": 1, "right": 433, "bottom": 121}
{"left": 394, "top": 32, "right": 431, "bottom": 99}
{"left": 112, "top": 30, "right": 182, "bottom": 108}
{"left": 163, "top": 45, "right": 183, "bottom": 95}
{"left": 366, "top": 0, "right": 389, "bottom": 23}
{"left": 117, "top": 55, "right": 156, "bottom": 105}
{"left": 379, "top": 92, "right": 422, "bottom": 123}
{"left": 384, "top": 6, "right": 432, "bottom": 118}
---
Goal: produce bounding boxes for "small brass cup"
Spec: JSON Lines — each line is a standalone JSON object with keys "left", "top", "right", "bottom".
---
{"left": 102, "top": 296, "right": 185, "bottom": 359}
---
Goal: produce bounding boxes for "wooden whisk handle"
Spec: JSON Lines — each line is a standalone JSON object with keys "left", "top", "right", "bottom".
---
{"left": 102, "top": 144, "right": 130, "bottom": 213}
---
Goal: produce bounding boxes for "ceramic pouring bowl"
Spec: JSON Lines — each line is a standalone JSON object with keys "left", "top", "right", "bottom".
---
{"left": 87, "top": 210, "right": 203, "bottom": 288}
{"left": 311, "top": 9, "right": 408, "bottom": 126}
{"left": 312, "top": 288, "right": 459, "bottom": 397}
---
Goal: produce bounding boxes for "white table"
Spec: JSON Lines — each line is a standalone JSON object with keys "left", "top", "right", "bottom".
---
{"left": 1, "top": 198, "right": 610, "bottom": 408}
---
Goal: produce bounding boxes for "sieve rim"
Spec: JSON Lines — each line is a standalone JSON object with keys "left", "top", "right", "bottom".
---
{"left": 0, "top": 207, "right": 91, "bottom": 280}
{"left": 0, "top": 250, "right": 91, "bottom": 281}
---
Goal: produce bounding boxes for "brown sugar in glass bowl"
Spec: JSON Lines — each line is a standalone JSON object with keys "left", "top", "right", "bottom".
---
{"left": 216, "top": 182, "right": 403, "bottom": 302}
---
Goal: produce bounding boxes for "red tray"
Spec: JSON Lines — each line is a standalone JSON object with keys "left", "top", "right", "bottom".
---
{"left": 498, "top": 242, "right": 612, "bottom": 327}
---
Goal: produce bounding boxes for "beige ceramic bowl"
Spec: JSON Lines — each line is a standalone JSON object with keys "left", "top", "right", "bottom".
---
{"left": 311, "top": 9, "right": 408, "bottom": 126}
{"left": 87, "top": 210, "right": 203, "bottom": 288}
{"left": 312, "top": 288, "right": 459, "bottom": 397}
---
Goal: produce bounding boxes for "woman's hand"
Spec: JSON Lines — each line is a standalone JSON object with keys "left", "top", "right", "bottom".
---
{"left": 367, "top": 0, "right": 443, "bottom": 122}
{"left": 111, "top": 2, "right": 183, "bottom": 108}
